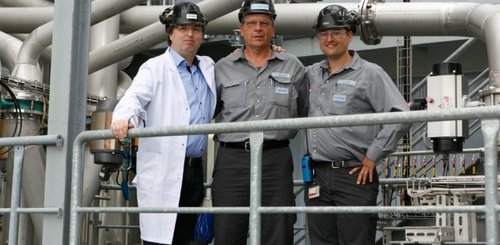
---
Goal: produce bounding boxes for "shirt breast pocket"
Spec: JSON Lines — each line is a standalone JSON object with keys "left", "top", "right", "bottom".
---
{"left": 327, "top": 83, "right": 355, "bottom": 115}
{"left": 270, "top": 76, "right": 295, "bottom": 108}
{"left": 221, "top": 79, "right": 247, "bottom": 108}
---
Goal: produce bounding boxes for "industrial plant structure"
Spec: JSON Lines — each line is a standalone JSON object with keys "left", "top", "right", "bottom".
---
{"left": 0, "top": 0, "right": 498, "bottom": 244}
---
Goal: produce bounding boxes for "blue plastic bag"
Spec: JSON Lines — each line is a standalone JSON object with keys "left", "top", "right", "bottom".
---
{"left": 193, "top": 213, "right": 214, "bottom": 245}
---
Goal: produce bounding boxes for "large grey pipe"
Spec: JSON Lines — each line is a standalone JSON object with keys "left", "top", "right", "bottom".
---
{"left": 0, "top": 32, "right": 22, "bottom": 72}
{"left": 88, "top": 0, "right": 244, "bottom": 74}
{"left": 12, "top": 0, "right": 146, "bottom": 81}
{"left": 358, "top": 2, "right": 500, "bottom": 93}
{"left": 0, "top": 0, "right": 52, "bottom": 7}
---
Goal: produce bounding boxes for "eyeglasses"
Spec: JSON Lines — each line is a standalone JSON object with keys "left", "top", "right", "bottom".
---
{"left": 243, "top": 20, "right": 273, "bottom": 28}
{"left": 317, "top": 30, "right": 347, "bottom": 40}
{"left": 174, "top": 25, "right": 204, "bottom": 34}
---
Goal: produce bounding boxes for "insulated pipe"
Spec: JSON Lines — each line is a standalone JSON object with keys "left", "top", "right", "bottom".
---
{"left": 205, "top": 3, "right": 358, "bottom": 35}
{"left": 483, "top": 8, "right": 500, "bottom": 87}
{"left": 0, "top": 0, "right": 52, "bottom": 7}
{"left": 119, "top": 6, "right": 165, "bottom": 34}
{"left": 0, "top": 7, "right": 53, "bottom": 34}
{"left": 88, "top": 0, "right": 243, "bottom": 74}
{"left": 359, "top": 1, "right": 500, "bottom": 96}
{"left": 88, "top": 16, "right": 120, "bottom": 100}
{"left": 12, "top": 0, "right": 146, "bottom": 81}
{"left": 0, "top": 31, "right": 22, "bottom": 72}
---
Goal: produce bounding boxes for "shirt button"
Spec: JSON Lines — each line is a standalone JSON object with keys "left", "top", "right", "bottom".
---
{"left": 313, "top": 149, "right": 317, "bottom": 153}
{"left": 256, "top": 115, "right": 259, "bottom": 118}
{"left": 257, "top": 100, "right": 260, "bottom": 103}
{"left": 257, "top": 86, "right": 260, "bottom": 89}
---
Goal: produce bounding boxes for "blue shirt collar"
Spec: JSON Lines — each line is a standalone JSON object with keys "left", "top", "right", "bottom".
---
{"left": 168, "top": 47, "right": 199, "bottom": 68}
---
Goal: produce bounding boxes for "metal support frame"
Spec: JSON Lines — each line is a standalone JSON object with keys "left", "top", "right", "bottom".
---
{"left": 44, "top": 0, "right": 91, "bottom": 244}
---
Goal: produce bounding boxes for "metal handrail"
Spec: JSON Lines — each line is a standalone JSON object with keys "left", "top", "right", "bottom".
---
{"left": 69, "top": 106, "right": 500, "bottom": 245}
{"left": 0, "top": 135, "right": 63, "bottom": 245}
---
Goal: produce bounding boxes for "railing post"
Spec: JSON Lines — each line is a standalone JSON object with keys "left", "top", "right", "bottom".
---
{"left": 480, "top": 119, "right": 499, "bottom": 245}
{"left": 8, "top": 146, "right": 25, "bottom": 245}
{"left": 69, "top": 140, "right": 86, "bottom": 245}
{"left": 249, "top": 132, "right": 264, "bottom": 245}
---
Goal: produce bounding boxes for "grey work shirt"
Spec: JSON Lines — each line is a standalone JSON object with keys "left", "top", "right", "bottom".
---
{"left": 307, "top": 51, "right": 411, "bottom": 163}
{"left": 215, "top": 47, "right": 307, "bottom": 142}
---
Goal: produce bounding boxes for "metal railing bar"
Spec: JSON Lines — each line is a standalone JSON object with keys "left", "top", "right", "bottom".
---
{"left": 480, "top": 119, "right": 499, "bottom": 245}
{"left": 249, "top": 132, "right": 264, "bottom": 245}
{"left": 0, "top": 134, "right": 62, "bottom": 147}
{"left": 8, "top": 146, "right": 24, "bottom": 245}
{"left": 77, "top": 207, "right": 250, "bottom": 213}
{"left": 75, "top": 204, "right": 499, "bottom": 214}
{"left": 257, "top": 205, "right": 498, "bottom": 214}
{"left": 75, "top": 106, "right": 500, "bottom": 142}
{"left": 0, "top": 208, "right": 61, "bottom": 214}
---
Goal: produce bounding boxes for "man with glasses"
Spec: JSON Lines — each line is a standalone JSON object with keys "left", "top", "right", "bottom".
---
{"left": 111, "top": 2, "right": 215, "bottom": 245}
{"left": 303, "top": 4, "right": 410, "bottom": 245}
{"left": 212, "top": 0, "right": 307, "bottom": 244}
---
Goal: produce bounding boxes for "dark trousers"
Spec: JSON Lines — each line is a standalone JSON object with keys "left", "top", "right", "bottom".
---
{"left": 211, "top": 146, "right": 296, "bottom": 245}
{"left": 144, "top": 163, "right": 204, "bottom": 245}
{"left": 304, "top": 167, "right": 379, "bottom": 245}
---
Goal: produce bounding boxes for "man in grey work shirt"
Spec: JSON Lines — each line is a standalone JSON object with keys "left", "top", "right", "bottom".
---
{"left": 304, "top": 5, "right": 411, "bottom": 245}
{"left": 211, "top": 0, "right": 307, "bottom": 244}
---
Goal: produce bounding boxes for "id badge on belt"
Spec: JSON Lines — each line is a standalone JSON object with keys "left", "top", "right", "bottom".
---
{"left": 308, "top": 185, "right": 320, "bottom": 199}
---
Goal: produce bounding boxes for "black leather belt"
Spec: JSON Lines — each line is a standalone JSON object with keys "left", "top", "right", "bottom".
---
{"left": 184, "top": 157, "right": 202, "bottom": 167}
{"left": 220, "top": 140, "right": 289, "bottom": 151}
{"left": 310, "top": 159, "right": 359, "bottom": 169}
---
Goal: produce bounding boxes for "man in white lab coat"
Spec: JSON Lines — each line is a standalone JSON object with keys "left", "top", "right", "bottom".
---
{"left": 110, "top": 2, "right": 216, "bottom": 245}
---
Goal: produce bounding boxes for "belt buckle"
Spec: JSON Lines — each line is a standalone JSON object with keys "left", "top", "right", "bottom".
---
{"left": 244, "top": 142, "right": 251, "bottom": 152}
{"left": 331, "top": 161, "right": 345, "bottom": 169}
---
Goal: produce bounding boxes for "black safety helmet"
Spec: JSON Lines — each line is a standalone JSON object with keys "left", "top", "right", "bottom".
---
{"left": 159, "top": 2, "right": 207, "bottom": 45}
{"left": 313, "top": 4, "right": 360, "bottom": 33}
{"left": 238, "top": 0, "right": 277, "bottom": 23}
{"left": 159, "top": 2, "right": 207, "bottom": 30}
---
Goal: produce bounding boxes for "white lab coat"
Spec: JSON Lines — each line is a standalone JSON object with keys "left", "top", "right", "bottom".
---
{"left": 112, "top": 49, "right": 216, "bottom": 244}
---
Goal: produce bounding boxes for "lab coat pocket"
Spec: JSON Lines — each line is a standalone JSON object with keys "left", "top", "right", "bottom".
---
{"left": 221, "top": 79, "right": 247, "bottom": 108}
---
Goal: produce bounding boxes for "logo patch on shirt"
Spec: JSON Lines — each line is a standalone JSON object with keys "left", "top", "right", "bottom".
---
{"left": 337, "top": 79, "right": 356, "bottom": 86}
{"left": 332, "top": 94, "right": 347, "bottom": 102}
{"left": 271, "top": 72, "right": 291, "bottom": 78}
{"left": 274, "top": 87, "right": 289, "bottom": 94}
